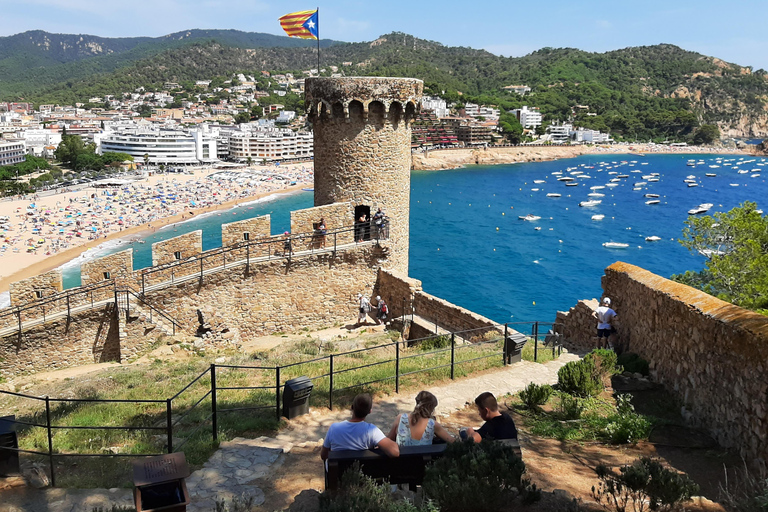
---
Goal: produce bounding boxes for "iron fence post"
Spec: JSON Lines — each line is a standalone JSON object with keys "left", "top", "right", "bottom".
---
{"left": 211, "top": 364, "right": 217, "bottom": 441}
{"left": 534, "top": 331, "right": 538, "bottom": 363}
{"left": 329, "top": 355, "right": 334, "bottom": 410}
{"left": 166, "top": 399, "right": 173, "bottom": 453}
{"left": 45, "top": 396, "right": 55, "bottom": 487}
{"left": 66, "top": 294, "right": 70, "bottom": 321}
{"left": 450, "top": 333, "right": 455, "bottom": 379}
{"left": 395, "top": 340, "right": 400, "bottom": 393}
{"left": 275, "top": 366, "right": 281, "bottom": 421}
{"left": 246, "top": 243, "right": 250, "bottom": 272}
{"left": 504, "top": 323, "right": 509, "bottom": 365}
{"left": 142, "top": 272, "right": 145, "bottom": 295}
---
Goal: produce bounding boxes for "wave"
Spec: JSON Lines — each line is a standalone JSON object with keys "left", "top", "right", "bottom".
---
{"left": 0, "top": 291, "right": 9, "bottom": 310}
{"left": 56, "top": 239, "right": 130, "bottom": 271}
{"left": 235, "top": 190, "right": 302, "bottom": 209}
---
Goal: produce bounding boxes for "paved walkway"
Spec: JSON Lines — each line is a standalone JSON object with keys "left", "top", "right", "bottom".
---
{"left": 0, "top": 352, "right": 580, "bottom": 512}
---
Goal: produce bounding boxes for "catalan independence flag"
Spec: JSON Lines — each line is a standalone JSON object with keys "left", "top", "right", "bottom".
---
{"left": 279, "top": 10, "right": 319, "bottom": 40}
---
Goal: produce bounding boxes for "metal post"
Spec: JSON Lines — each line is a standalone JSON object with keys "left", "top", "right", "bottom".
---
{"left": 504, "top": 323, "right": 509, "bottom": 365}
{"left": 223, "top": 251, "right": 226, "bottom": 269}
{"left": 333, "top": 232, "right": 337, "bottom": 256}
{"left": 275, "top": 366, "right": 281, "bottom": 421}
{"left": 534, "top": 332, "right": 538, "bottom": 363}
{"left": 142, "top": 272, "right": 146, "bottom": 295}
{"left": 45, "top": 396, "right": 56, "bottom": 487}
{"left": 211, "top": 364, "right": 218, "bottom": 441}
{"left": 450, "top": 332, "right": 455, "bottom": 379}
{"left": 246, "top": 243, "right": 250, "bottom": 272}
{"left": 166, "top": 399, "right": 173, "bottom": 453}
{"left": 66, "top": 294, "right": 70, "bottom": 321}
{"left": 329, "top": 355, "right": 334, "bottom": 410}
{"left": 395, "top": 341, "right": 400, "bottom": 393}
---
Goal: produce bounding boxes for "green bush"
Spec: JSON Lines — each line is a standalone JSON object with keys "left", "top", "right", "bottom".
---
{"left": 585, "top": 348, "right": 618, "bottom": 380}
{"left": 592, "top": 457, "right": 699, "bottom": 512}
{"left": 719, "top": 460, "right": 768, "bottom": 512}
{"left": 557, "top": 394, "right": 585, "bottom": 420}
{"left": 617, "top": 353, "right": 650, "bottom": 376}
{"left": 558, "top": 359, "right": 602, "bottom": 397}
{"left": 423, "top": 440, "right": 528, "bottom": 512}
{"left": 519, "top": 382, "right": 553, "bottom": 409}
{"left": 420, "top": 334, "right": 451, "bottom": 351}
{"left": 320, "top": 462, "right": 435, "bottom": 512}
{"left": 604, "top": 395, "right": 652, "bottom": 444}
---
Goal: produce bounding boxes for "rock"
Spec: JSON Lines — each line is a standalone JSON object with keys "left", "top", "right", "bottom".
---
{"left": 24, "top": 466, "right": 50, "bottom": 489}
{"left": 287, "top": 489, "right": 321, "bottom": 512}
{"left": 193, "top": 339, "right": 205, "bottom": 350}
{"left": 215, "top": 357, "right": 226, "bottom": 363}
{"left": 632, "top": 372, "right": 644, "bottom": 379}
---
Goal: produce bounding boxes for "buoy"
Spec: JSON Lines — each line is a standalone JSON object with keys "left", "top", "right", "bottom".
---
{"left": 533, "top": 301, "right": 536, "bottom": 305}
{"left": 437, "top": 248, "right": 440, "bottom": 251}
{"left": 502, "top": 212, "right": 505, "bottom": 215}
{"left": 496, "top": 227, "right": 499, "bottom": 230}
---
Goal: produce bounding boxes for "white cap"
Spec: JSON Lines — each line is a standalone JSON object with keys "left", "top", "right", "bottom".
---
{"left": 602, "top": 297, "right": 611, "bottom": 305}
{"left": 376, "top": 296, "right": 381, "bottom": 301}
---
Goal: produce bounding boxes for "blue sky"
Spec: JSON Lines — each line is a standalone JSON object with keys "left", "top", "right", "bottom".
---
{"left": 3, "top": 0, "right": 768, "bottom": 71}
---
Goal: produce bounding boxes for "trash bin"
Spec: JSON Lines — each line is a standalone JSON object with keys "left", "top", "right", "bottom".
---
{"left": 133, "top": 452, "right": 190, "bottom": 512}
{"left": 0, "top": 415, "right": 20, "bottom": 476}
{"left": 282, "top": 376, "right": 313, "bottom": 419}
{"left": 505, "top": 332, "right": 528, "bottom": 364}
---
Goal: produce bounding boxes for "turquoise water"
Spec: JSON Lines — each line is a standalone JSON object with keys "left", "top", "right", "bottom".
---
{"left": 63, "top": 153, "right": 768, "bottom": 323}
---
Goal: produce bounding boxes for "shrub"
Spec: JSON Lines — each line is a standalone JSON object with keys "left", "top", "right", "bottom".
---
{"left": 592, "top": 457, "right": 699, "bottom": 512}
{"left": 617, "top": 353, "right": 650, "bottom": 376}
{"left": 604, "top": 395, "right": 652, "bottom": 444}
{"left": 423, "top": 440, "right": 527, "bottom": 512}
{"left": 420, "top": 334, "right": 451, "bottom": 351}
{"left": 519, "top": 382, "right": 553, "bottom": 409}
{"left": 320, "top": 462, "right": 434, "bottom": 512}
{"left": 558, "top": 394, "right": 585, "bottom": 420}
{"left": 558, "top": 359, "right": 602, "bottom": 397}
{"left": 586, "top": 348, "right": 619, "bottom": 385}
{"left": 719, "top": 460, "right": 768, "bottom": 512}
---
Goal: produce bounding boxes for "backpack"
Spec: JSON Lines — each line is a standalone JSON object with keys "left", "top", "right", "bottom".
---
{"left": 381, "top": 303, "right": 388, "bottom": 314}
{"left": 362, "top": 298, "right": 371, "bottom": 313}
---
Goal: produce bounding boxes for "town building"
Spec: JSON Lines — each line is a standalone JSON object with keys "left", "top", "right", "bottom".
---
{"left": 421, "top": 96, "right": 449, "bottom": 118}
{"left": 411, "top": 110, "right": 458, "bottom": 148}
{"left": 503, "top": 85, "right": 531, "bottom": 95}
{"left": 0, "top": 140, "right": 26, "bottom": 166}
{"left": 510, "top": 106, "right": 543, "bottom": 129}
{"left": 228, "top": 128, "right": 313, "bottom": 162}
{"left": 97, "top": 127, "right": 218, "bottom": 165}
{"left": 464, "top": 103, "right": 500, "bottom": 121}
{"left": 546, "top": 123, "right": 574, "bottom": 144}
{"left": 456, "top": 125, "right": 492, "bottom": 146}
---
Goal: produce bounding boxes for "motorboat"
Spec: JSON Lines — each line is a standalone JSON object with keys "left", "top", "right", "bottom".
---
{"left": 634, "top": 182, "right": 647, "bottom": 186}
{"left": 644, "top": 193, "right": 660, "bottom": 198}
{"left": 738, "top": 170, "right": 749, "bottom": 174}
{"left": 590, "top": 185, "right": 605, "bottom": 190}
{"left": 579, "top": 200, "right": 602, "bottom": 207}
{"left": 706, "top": 173, "right": 716, "bottom": 177}
{"left": 588, "top": 192, "right": 605, "bottom": 197}
{"left": 606, "top": 183, "right": 619, "bottom": 187}
{"left": 546, "top": 193, "right": 561, "bottom": 198}
{"left": 645, "top": 236, "right": 662, "bottom": 242}
{"left": 684, "top": 179, "right": 697, "bottom": 183}
{"left": 557, "top": 177, "right": 575, "bottom": 181}
{"left": 617, "top": 174, "right": 629, "bottom": 178}
{"left": 645, "top": 200, "right": 660, "bottom": 205}
{"left": 591, "top": 214, "right": 605, "bottom": 220}
{"left": 534, "top": 180, "right": 545, "bottom": 184}
{"left": 603, "top": 242, "right": 629, "bottom": 248}
{"left": 688, "top": 183, "right": 699, "bottom": 187}
{"left": 565, "top": 182, "right": 579, "bottom": 187}
{"left": 519, "top": 214, "right": 541, "bottom": 221}
{"left": 688, "top": 203, "right": 713, "bottom": 215}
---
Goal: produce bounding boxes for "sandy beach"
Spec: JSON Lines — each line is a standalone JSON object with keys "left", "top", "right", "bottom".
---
{"left": 0, "top": 162, "right": 313, "bottom": 293}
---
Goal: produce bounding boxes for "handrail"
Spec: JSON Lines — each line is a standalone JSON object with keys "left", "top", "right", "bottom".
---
{"left": 0, "top": 280, "right": 115, "bottom": 321}
{"left": 119, "top": 286, "right": 185, "bottom": 334}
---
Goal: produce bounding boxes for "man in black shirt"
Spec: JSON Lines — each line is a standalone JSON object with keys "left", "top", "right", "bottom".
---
{"left": 466, "top": 392, "right": 518, "bottom": 442}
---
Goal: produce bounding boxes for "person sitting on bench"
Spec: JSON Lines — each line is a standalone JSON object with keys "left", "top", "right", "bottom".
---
{"left": 464, "top": 392, "right": 518, "bottom": 443}
{"left": 320, "top": 393, "right": 400, "bottom": 461}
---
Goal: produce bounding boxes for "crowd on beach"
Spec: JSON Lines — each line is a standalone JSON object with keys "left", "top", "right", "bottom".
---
{"left": 0, "top": 164, "right": 313, "bottom": 281}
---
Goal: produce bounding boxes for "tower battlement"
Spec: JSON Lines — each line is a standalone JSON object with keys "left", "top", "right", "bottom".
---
{"left": 305, "top": 77, "right": 422, "bottom": 122}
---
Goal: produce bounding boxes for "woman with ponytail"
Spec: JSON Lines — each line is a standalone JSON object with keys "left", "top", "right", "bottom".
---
{"left": 386, "top": 390, "right": 455, "bottom": 446}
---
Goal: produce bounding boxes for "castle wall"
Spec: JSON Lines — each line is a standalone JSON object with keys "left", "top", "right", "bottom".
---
{"left": 152, "top": 230, "right": 203, "bottom": 266}
{"left": 374, "top": 268, "right": 422, "bottom": 319}
{"left": 558, "top": 262, "right": 768, "bottom": 463}
{"left": 290, "top": 202, "right": 354, "bottom": 251}
{"left": 9, "top": 269, "right": 63, "bottom": 306}
{"left": 222, "top": 215, "right": 271, "bottom": 247}
{"left": 81, "top": 249, "right": 135, "bottom": 301}
{"left": 413, "top": 291, "right": 499, "bottom": 337}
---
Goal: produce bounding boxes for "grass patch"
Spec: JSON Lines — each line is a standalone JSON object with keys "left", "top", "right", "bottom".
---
{"left": 521, "top": 340, "right": 557, "bottom": 363}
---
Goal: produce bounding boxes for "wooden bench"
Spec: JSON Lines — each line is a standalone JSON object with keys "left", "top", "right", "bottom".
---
{"left": 325, "top": 439, "right": 522, "bottom": 491}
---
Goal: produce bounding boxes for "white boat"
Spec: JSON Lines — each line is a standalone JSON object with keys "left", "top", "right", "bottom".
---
{"left": 709, "top": 165, "right": 720, "bottom": 168}
{"left": 645, "top": 236, "right": 662, "bottom": 242}
{"left": 531, "top": 188, "right": 540, "bottom": 191}
{"left": 534, "top": 180, "right": 545, "bottom": 183}
{"left": 645, "top": 200, "right": 660, "bottom": 205}
{"left": 588, "top": 192, "right": 605, "bottom": 197}
{"left": 617, "top": 174, "right": 629, "bottom": 178}
{"left": 579, "top": 200, "right": 602, "bottom": 207}
{"left": 634, "top": 182, "right": 647, "bottom": 186}
{"left": 706, "top": 173, "right": 716, "bottom": 177}
{"left": 591, "top": 214, "right": 605, "bottom": 220}
{"left": 546, "top": 193, "right": 561, "bottom": 198}
{"left": 606, "top": 183, "right": 619, "bottom": 188}
{"left": 603, "top": 242, "right": 629, "bottom": 248}
{"left": 610, "top": 178, "right": 621, "bottom": 183}
{"left": 684, "top": 179, "right": 697, "bottom": 183}
{"left": 534, "top": 226, "right": 542, "bottom": 231}
{"left": 752, "top": 174, "right": 761, "bottom": 178}
{"left": 730, "top": 183, "right": 739, "bottom": 187}
{"left": 644, "top": 193, "right": 660, "bottom": 198}
{"left": 686, "top": 175, "right": 696, "bottom": 179}
{"left": 688, "top": 203, "right": 713, "bottom": 215}
{"left": 519, "top": 214, "right": 541, "bottom": 221}
{"left": 565, "top": 182, "right": 579, "bottom": 187}
{"left": 688, "top": 183, "right": 699, "bottom": 187}
{"left": 738, "top": 170, "right": 749, "bottom": 174}
{"left": 557, "top": 177, "right": 574, "bottom": 181}
{"left": 590, "top": 185, "right": 605, "bottom": 190}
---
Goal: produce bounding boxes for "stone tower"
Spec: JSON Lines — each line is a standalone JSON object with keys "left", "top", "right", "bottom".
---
{"left": 305, "top": 77, "right": 423, "bottom": 274}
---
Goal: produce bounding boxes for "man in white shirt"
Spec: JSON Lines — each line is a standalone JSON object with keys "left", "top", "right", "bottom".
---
{"left": 594, "top": 297, "right": 617, "bottom": 349}
{"left": 320, "top": 393, "right": 400, "bottom": 460}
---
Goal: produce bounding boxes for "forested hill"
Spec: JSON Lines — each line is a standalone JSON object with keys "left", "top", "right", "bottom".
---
{"left": 2, "top": 31, "right": 768, "bottom": 140}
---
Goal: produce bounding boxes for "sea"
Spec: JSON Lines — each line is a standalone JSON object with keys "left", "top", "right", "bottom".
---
{"left": 56, "top": 153, "right": 767, "bottom": 324}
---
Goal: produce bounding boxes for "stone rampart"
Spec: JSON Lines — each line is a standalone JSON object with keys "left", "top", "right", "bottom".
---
{"left": 374, "top": 268, "right": 422, "bottom": 319}
{"left": 222, "top": 215, "right": 271, "bottom": 247}
{"left": 413, "top": 291, "right": 499, "bottom": 337}
{"left": 9, "top": 270, "right": 63, "bottom": 305}
{"left": 152, "top": 230, "right": 203, "bottom": 266}
{"left": 290, "top": 202, "right": 354, "bottom": 251}
{"left": 558, "top": 261, "right": 768, "bottom": 463}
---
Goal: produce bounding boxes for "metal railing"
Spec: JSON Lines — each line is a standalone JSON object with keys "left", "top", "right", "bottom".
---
{"left": 0, "top": 320, "right": 563, "bottom": 487}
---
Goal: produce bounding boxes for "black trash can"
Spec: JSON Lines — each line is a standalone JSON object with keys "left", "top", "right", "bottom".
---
{"left": 282, "top": 376, "right": 313, "bottom": 419}
{"left": 505, "top": 332, "right": 528, "bottom": 364}
{"left": 0, "top": 415, "right": 19, "bottom": 476}
{"left": 133, "top": 452, "right": 190, "bottom": 512}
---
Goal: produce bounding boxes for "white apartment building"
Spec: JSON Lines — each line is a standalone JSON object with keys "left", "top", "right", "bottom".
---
{"left": 571, "top": 129, "right": 612, "bottom": 144}
{"left": 510, "top": 106, "right": 542, "bottom": 129}
{"left": 0, "top": 140, "right": 25, "bottom": 166}
{"left": 464, "top": 103, "right": 500, "bottom": 121}
{"left": 19, "top": 129, "right": 62, "bottom": 150}
{"left": 276, "top": 110, "right": 296, "bottom": 124}
{"left": 98, "top": 127, "right": 218, "bottom": 165}
{"left": 228, "top": 128, "right": 313, "bottom": 161}
{"left": 546, "top": 123, "right": 573, "bottom": 144}
{"left": 422, "top": 96, "right": 449, "bottom": 118}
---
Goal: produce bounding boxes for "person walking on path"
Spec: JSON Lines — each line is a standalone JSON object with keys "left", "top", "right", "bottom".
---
{"left": 594, "top": 297, "right": 617, "bottom": 349}
{"left": 375, "top": 296, "right": 388, "bottom": 325}
{"left": 320, "top": 393, "right": 399, "bottom": 460}
{"left": 356, "top": 293, "right": 371, "bottom": 325}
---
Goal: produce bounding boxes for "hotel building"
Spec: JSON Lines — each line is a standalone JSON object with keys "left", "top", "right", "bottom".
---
{"left": 98, "top": 127, "right": 218, "bottom": 165}
{"left": 0, "top": 140, "right": 25, "bottom": 166}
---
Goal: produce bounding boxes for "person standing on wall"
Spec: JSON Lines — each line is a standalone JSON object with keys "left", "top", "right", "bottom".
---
{"left": 594, "top": 297, "right": 617, "bottom": 349}
{"left": 373, "top": 208, "right": 386, "bottom": 239}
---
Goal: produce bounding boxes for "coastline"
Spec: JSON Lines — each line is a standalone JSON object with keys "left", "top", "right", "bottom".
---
{"left": 411, "top": 143, "right": 751, "bottom": 171}
{"left": 0, "top": 181, "right": 308, "bottom": 293}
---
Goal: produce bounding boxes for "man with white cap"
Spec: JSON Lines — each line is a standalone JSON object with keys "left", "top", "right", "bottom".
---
{"left": 594, "top": 297, "right": 617, "bottom": 349}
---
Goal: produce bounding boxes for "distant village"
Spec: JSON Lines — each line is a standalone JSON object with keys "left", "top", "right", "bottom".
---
{"left": 0, "top": 67, "right": 613, "bottom": 170}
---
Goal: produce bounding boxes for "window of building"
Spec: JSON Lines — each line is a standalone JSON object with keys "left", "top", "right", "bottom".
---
{"left": 35, "top": 290, "right": 43, "bottom": 299}
{"left": 243, "top": 232, "right": 250, "bottom": 241}
{"left": 174, "top": 251, "right": 181, "bottom": 260}
{"left": 103, "top": 271, "right": 111, "bottom": 280}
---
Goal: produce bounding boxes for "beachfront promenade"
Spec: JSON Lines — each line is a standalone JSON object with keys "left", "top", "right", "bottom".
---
{"left": 0, "top": 351, "right": 580, "bottom": 512}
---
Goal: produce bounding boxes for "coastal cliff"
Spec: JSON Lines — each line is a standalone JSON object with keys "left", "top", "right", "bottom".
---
{"left": 412, "top": 146, "right": 591, "bottom": 170}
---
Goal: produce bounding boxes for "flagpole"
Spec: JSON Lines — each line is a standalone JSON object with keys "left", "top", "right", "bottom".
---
{"left": 316, "top": 7, "right": 320, "bottom": 74}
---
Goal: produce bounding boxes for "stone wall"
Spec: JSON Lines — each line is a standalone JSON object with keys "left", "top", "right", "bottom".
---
{"left": 9, "top": 269, "right": 63, "bottom": 306}
{"left": 559, "top": 261, "right": 768, "bottom": 463}
{"left": 374, "top": 268, "right": 422, "bottom": 319}
{"left": 151, "top": 230, "right": 203, "bottom": 266}
{"left": 0, "top": 305, "right": 160, "bottom": 377}
{"left": 307, "top": 77, "right": 423, "bottom": 275}
{"left": 555, "top": 298, "right": 601, "bottom": 349}
{"left": 222, "top": 215, "right": 271, "bottom": 247}
{"left": 414, "top": 291, "right": 499, "bottom": 337}
{"left": 290, "top": 202, "right": 354, "bottom": 251}
{"left": 81, "top": 250, "right": 135, "bottom": 303}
